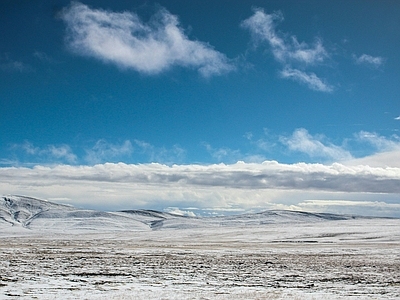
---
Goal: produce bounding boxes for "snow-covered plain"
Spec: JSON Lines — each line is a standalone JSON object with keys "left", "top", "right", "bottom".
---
{"left": 1, "top": 195, "right": 400, "bottom": 299}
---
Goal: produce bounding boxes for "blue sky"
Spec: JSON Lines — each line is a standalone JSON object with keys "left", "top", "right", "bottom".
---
{"left": 1, "top": 0, "right": 400, "bottom": 216}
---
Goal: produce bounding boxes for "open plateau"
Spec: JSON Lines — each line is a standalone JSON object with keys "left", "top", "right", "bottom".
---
{"left": 1, "top": 195, "right": 399, "bottom": 299}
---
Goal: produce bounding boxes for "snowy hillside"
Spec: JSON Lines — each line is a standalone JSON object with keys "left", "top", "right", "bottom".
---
{"left": 0, "top": 195, "right": 149, "bottom": 232}
{"left": 1, "top": 195, "right": 400, "bottom": 299}
{"left": 1, "top": 195, "right": 373, "bottom": 233}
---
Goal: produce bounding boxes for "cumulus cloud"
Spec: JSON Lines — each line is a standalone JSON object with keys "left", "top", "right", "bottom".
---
{"left": 241, "top": 8, "right": 331, "bottom": 92}
{"left": 354, "top": 54, "right": 384, "bottom": 68}
{"left": 280, "top": 68, "right": 333, "bottom": 92}
{"left": 280, "top": 128, "right": 353, "bottom": 161}
{"left": 61, "top": 2, "right": 234, "bottom": 77}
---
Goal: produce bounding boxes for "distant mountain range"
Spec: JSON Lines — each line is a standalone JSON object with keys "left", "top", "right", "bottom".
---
{"left": 0, "top": 195, "right": 375, "bottom": 233}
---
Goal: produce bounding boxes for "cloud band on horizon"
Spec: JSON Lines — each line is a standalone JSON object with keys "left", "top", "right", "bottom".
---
{"left": 1, "top": 161, "right": 399, "bottom": 216}
{"left": 1, "top": 160, "right": 399, "bottom": 193}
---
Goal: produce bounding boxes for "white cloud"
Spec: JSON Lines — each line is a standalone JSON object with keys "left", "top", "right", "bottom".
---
{"left": 203, "top": 143, "right": 265, "bottom": 163}
{"left": 20, "top": 141, "right": 40, "bottom": 155}
{"left": 47, "top": 145, "right": 78, "bottom": 164}
{"left": 85, "top": 140, "right": 133, "bottom": 164}
{"left": 280, "top": 67, "right": 333, "bottom": 92}
{"left": 13, "top": 141, "right": 77, "bottom": 164}
{"left": 298, "top": 200, "right": 400, "bottom": 218}
{"left": 244, "top": 130, "right": 276, "bottom": 152}
{"left": 289, "top": 38, "right": 327, "bottom": 65}
{"left": 61, "top": 2, "right": 234, "bottom": 77}
{"left": 134, "top": 140, "right": 186, "bottom": 163}
{"left": 241, "top": 8, "right": 331, "bottom": 92}
{"left": 280, "top": 128, "right": 352, "bottom": 161}
{"left": 203, "top": 143, "right": 242, "bottom": 162}
{"left": 395, "top": 116, "right": 400, "bottom": 121}
{"left": 345, "top": 132, "right": 400, "bottom": 168}
{"left": 1, "top": 161, "right": 399, "bottom": 214}
{"left": 356, "top": 131, "right": 400, "bottom": 152}
{"left": 241, "top": 10, "right": 286, "bottom": 60}
{"left": 164, "top": 207, "right": 196, "bottom": 217}
{"left": 241, "top": 9, "right": 327, "bottom": 65}
{"left": 344, "top": 150, "right": 400, "bottom": 168}
{"left": 354, "top": 54, "right": 384, "bottom": 68}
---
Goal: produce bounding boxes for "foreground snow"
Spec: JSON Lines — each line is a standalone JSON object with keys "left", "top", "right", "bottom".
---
{"left": 1, "top": 195, "right": 399, "bottom": 299}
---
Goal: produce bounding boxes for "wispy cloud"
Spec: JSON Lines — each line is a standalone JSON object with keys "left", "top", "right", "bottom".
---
{"left": 356, "top": 131, "right": 400, "bottom": 152}
{"left": 8, "top": 139, "right": 186, "bottom": 165}
{"left": 61, "top": 2, "right": 234, "bottom": 77}
{"left": 280, "top": 128, "right": 352, "bottom": 161}
{"left": 12, "top": 141, "right": 77, "bottom": 164}
{"left": 280, "top": 67, "right": 333, "bottom": 92}
{"left": 244, "top": 129, "right": 276, "bottom": 152}
{"left": 203, "top": 143, "right": 242, "bottom": 162}
{"left": 203, "top": 142, "right": 266, "bottom": 163}
{"left": 85, "top": 140, "right": 133, "bottom": 164}
{"left": 134, "top": 140, "right": 186, "bottom": 164}
{"left": 241, "top": 8, "right": 331, "bottom": 92}
{"left": 354, "top": 54, "right": 385, "bottom": 68}
{"left": 33, "top": 51, "right": 58, "bottom": 64}
{"left": 343, "top": 150, "right": 400, "bottom": 168}
{"left": 241, "top": 10, "right": 327, "bottom": 65}
{"left": 342, "top": 132, "right": 400, "bottom": 167}
{"left": 0, "top": 54, "right": 33, "bottom": 73}
{"left": 394, "top": 116, "right": 400, "bottom": 121}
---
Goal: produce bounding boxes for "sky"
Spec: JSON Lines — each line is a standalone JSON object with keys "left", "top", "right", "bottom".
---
{"left": 1, "top": 0, "right": 400, "bottom": 217}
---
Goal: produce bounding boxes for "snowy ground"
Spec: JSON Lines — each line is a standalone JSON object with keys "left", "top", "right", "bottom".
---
{"left": 1, "top": 195, "right": 400, "bottom": 299}
{"left": 1, "top": 219, "right": 400, "bottom": 299}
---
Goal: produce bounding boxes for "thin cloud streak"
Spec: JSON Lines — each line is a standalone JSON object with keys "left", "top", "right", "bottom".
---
{"left": 61, "top": 2, "right": 234, "bottom": 77}
{"left": 280, "top": 68, "right": 333, "bottom": 92}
